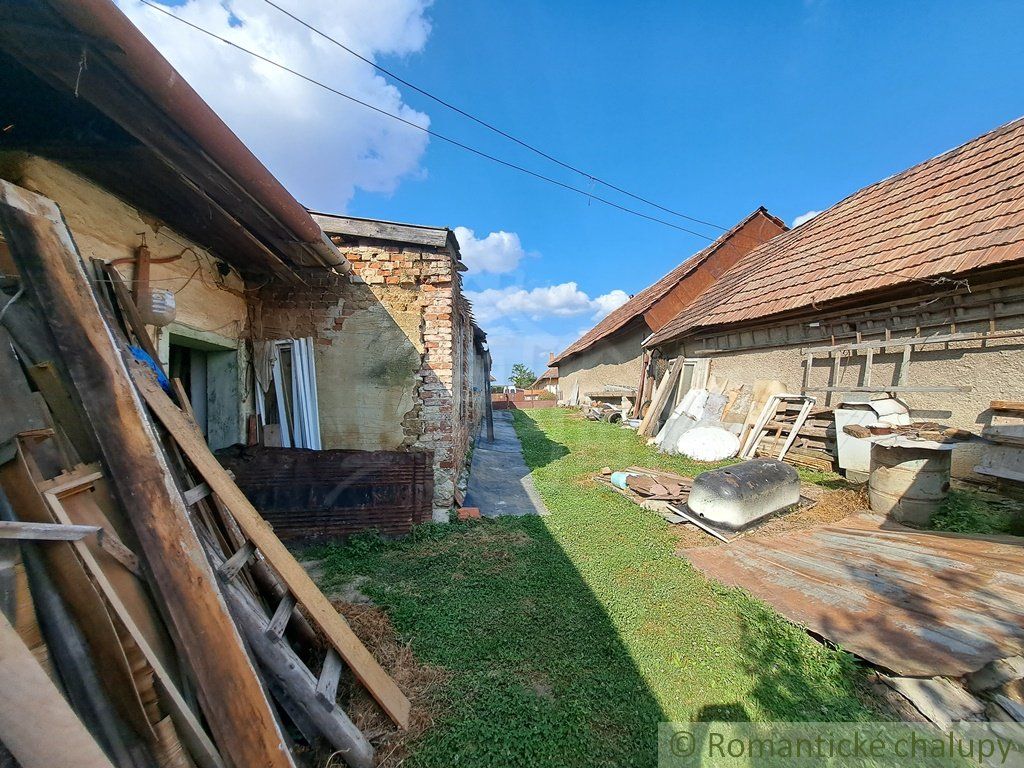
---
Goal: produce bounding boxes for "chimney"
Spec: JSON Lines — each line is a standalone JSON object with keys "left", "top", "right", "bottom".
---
{"left": 548, "top": 352, "right": 554, "bottom": 364}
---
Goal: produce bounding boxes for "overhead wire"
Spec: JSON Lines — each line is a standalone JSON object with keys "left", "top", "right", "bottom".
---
{"left": 257, "top": 0, "right": 727, "bottom": 231}
{"left": 136, "top": 0, "right": 717, "bottom": 240}
{"left": 137, "top": 0, "right": 972, "bottom": 293}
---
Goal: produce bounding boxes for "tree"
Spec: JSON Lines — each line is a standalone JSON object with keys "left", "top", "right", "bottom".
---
{"left": 509, "top": 363, "right": 537, "bottom": 389}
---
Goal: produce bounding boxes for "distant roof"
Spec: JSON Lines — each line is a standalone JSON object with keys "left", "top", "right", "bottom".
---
{"left": 311, "top": 212, "right": 460, "bottom": 252}
{"left": 531, "top": 367, "right": 558, "bottom": 387}
{"left": 648, "top": 116, "right": 1024, "bottom": 345}
{"left": 552, "top": 207, "right": 785, "bottom": 364}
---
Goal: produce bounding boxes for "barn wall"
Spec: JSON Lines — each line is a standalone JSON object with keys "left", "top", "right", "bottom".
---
{"left": 557, "top": 324, "right": 647, "bottom": 403}
{"left": 658, "top": 275, "right": 1024, "bottom": 478}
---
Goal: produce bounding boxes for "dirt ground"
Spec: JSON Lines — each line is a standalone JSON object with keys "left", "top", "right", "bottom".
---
{"left": 668, "top": 484, "right": 869, "bottom": 550}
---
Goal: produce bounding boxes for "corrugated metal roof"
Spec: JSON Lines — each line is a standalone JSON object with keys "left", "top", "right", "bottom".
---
{"left": 686, "top": 512, "right": 1024, "bottom": 676}
{"left": 552, "top": 207, "right": 785, "bottom": 364}
{"left": 649, "top": 115, "right": 1024, "bottom": 345}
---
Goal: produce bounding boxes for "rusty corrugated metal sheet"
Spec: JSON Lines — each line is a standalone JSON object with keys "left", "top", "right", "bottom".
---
{"left": 686, "top": 512, "right": 1024, "bottom": 676}
{"left": 649, "top": 117, "right": 1024, "bottom": 346}
{"left": 551, "top": 207, "right": 784, "bottom": 364}
{"left": 217, "top": 446, "right": 433, "bottom": 541}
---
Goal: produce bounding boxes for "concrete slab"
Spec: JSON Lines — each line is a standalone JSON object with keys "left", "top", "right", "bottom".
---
{"left": 465, "top": 411, "right": 548, "bottom": 518}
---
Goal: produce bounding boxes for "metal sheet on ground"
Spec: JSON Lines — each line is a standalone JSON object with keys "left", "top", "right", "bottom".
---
{"left": 685, "top": 512, "right": 1024, "bottom": 676}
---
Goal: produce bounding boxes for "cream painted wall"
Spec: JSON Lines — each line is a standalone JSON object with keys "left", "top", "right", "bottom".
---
{"left": 1, "top": 153, "right": 253, "bottom": 445}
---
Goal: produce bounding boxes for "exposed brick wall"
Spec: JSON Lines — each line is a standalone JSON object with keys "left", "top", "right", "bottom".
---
{"left": 255, "top": 234, "right": 478, "bottom": 517}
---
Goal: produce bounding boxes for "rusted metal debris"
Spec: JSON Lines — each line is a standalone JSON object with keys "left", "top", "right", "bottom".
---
{"left": 686, "top": 512, "right": 1024, "bottom": 677}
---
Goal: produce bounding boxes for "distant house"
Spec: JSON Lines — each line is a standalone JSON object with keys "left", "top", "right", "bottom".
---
{"left": 551, "top": 208, "right": 786, "bottom": 406}
{"left": 531, "top": 365, "right": 559, "bottom": 395}
{"left": 646, "top": 117, "right": 1024, "bottom": 479}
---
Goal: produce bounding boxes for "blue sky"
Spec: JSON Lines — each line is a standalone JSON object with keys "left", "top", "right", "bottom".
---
{"left": 123, "top": 0, "right": 1024, "bottom": 383}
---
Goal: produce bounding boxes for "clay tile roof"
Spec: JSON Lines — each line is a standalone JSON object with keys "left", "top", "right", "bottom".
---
{"left": 531, "top": 367, "right": 558, "bottom": 387}
{"left": 649, "top": 115, "right": 1024, "bottom": 346}
{"left": 551, "top": 207, "right": 784, "bottom": 364}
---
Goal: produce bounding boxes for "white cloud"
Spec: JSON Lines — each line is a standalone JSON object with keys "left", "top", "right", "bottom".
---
{"left": 116, "top": 0, "right": 432, "bottom": 210}
{"left": 591, "top": 289, "right": 630, "bottom": 319}
{"left": 453, "top": 227, "right": 529, "bottom": 274}
{"left": 467, "top": 282, "right": 629, "bottom": 325}
{"left": 791, "top": 209, "right": 822, "bottom": 227}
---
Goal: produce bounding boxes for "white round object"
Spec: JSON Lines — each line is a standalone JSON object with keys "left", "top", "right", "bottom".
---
{"left": 675, "top": 426, "right": 740, "bottom": 462}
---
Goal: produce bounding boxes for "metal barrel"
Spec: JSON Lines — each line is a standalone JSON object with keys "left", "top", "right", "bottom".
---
{"left": 868, "top": 444, "right": 952, "bottom": 525}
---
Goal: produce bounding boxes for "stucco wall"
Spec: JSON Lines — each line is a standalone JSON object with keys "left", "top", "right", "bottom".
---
{"left": 258, "top": 236, "right": 476, "bottom": 516}
{"left": 557, "top": 324, "right": 646, "bottom": 403}
{"left": 1, "top": 153, "right": 253, "bottom": 446}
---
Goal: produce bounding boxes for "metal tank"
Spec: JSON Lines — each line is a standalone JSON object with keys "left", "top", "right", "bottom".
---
{"left": 868, "top": 444, "right": 951, "bottom": 525}
{"left": 687, "top": 459, "right": 800, "bottom": 530}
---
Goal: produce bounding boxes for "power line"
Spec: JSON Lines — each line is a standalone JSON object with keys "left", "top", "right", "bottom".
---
{"left": 137, "top": 1, "right": 968, "bottom": 293}
{"left": 137, "top": 0, "right": 719, "bottom": 240}
{"left": 257, "top": 0, "right": 727, "bottom": 232}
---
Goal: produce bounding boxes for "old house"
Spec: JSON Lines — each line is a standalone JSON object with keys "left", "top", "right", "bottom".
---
{"left": 0, "top": 0, "right": 488, "bottom": 532}
{"left": 263, "top": 212, "right": 490, "bottom": 517}
{"left": 551, "top": 207, "right": 785, "bottom": 406}
{"left": 646, "top": 116, "right": 1024, "bottom": 478}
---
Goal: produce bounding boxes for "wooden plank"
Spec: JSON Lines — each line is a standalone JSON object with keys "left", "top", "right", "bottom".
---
{"left": 265, "top": 594, "right": 296, "bottom": 640}
{"left": 183, "top": 482, "right": 214, "bottom": 507}
{"left": 802, "top": 328, "right": 1024, "bottom": 355}
{"left": 897, "top": 344, "right": 912, "bottom": 387}
{"left": 804, "top": 385, "right": 970, "bottom": 393}
{"left": 0, "top": 520, "right": 99, "bottom": 541}
{"left": 638, "top": 358, "right": 681, "bottom": 437}
{"left": 218, "top": 541, "right": 256, "bottom": 581}
{"left": 317, "top": 650, "right": 343, "bottom": 709}
{"left": 0, "top": 609, "right": 116, "bottom": 768}
{"left": 41, "top": 484, "right": 225, "bottom": 768}
{"left": 0, "top": 181, "right": 292, "bottom": 768}
{"left": 974, "top": 465, "right": 1024, "bottom": 484}
{"left": 991, "top": 401, "right": 1024, "bottom": 412}
{"left": 133, "top": 367, "right": 412, "bottom": 729}
{"left": 102, "top": 262, "right": 162, "bottom": 370}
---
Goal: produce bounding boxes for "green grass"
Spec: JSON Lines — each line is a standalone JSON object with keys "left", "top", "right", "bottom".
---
{"left": 929, "top": 488, "right": 1024, "bottom": 535}
{"left": 312, "top": 408, "right": 878, "bottom": 767}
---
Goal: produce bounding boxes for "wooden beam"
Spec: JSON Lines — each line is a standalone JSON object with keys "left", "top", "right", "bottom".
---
{"left": 0, "top": 610, "right": 117, "bottom": 768}
{"left": 132, "top": 367, "right": 412, "bottom": 729}
{"left": 804, "top": 386, "right": 971, "bottom": 393}
{"left": 0, "top": 520, "right": 99, "bottom": 541}
{"left": 0, "top": 181, "right": 294, "bottom": 768}
{"left": 37, "top": 475, "right": 225, "bottom": 768}
{"left": 802, "top": 329, "right": 1024, "bottom": 355}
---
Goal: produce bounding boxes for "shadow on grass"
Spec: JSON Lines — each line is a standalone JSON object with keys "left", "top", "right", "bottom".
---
{"left": 508, "top": 407, "right": 570, "bottom": 469}
{"left": 314, "top": 515, "right": 669, "bottom": 766}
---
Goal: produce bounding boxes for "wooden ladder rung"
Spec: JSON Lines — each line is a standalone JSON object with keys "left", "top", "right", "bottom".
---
{"left": 183, "top": 482, "right": 213, "bottom": 506}
{"left": 316, "top": 650, "right": 343, "bottom": 709}
{"left": 218, "top": 541, "right": 256, "bottom": 580}
{"left": 265, "top": 594, "right": 296, "bottom": 640}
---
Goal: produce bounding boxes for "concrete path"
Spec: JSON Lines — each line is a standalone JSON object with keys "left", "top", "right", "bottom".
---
{"left": 465, "top": 411, "right": 549, "bottom": 517}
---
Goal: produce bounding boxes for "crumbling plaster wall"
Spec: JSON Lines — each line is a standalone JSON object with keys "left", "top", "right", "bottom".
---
{"left": 557, "top": 324, "right": 647, "bottom": 403}
{"left": 0, "top": 154, "right": 253, "bottom": 445}
{"left": 257, "top": 236, "right": 474, "bottom": 517}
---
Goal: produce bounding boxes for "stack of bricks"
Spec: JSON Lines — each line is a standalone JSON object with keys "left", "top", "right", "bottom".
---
{"left": 255, "top": 235, "right": 477, "bottom": 520}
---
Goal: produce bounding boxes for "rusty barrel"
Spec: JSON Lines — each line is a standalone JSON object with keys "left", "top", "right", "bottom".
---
{"left": 868, "top": 444, "right": 951, "bottom": 525}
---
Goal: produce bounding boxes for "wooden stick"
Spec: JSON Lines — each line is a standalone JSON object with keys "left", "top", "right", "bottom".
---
{"left": 0, "top": 520, "right": 99, "bottom": 541}
{"left": 0, "top": 181, "right": 293, "bottom": 768}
